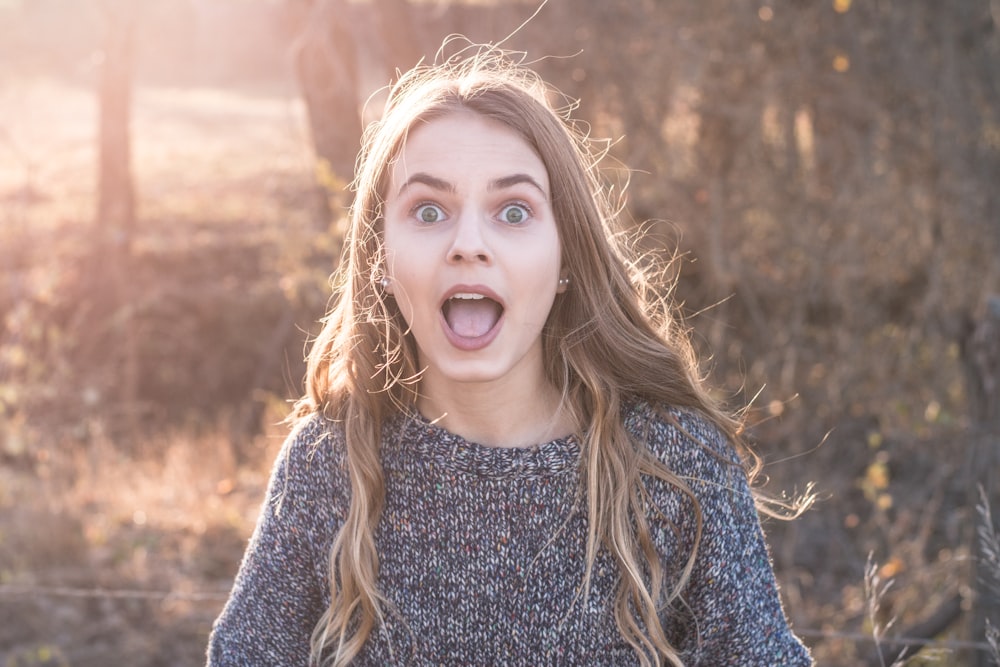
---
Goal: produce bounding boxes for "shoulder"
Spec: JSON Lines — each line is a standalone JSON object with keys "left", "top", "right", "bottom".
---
{"left": 624, "top": 399, "right": 743, "bottom": 479}
{"left": 623, "top": 399, "right": 756, "bottom": 525}
{"left": 283, "top": 412, "right": 346, "bottom": 466}
{"left": 266, "top": 412, "right": 348, "bottom": 519}
{"left": 276, "top": 412, "right": 344, "bottom": 473}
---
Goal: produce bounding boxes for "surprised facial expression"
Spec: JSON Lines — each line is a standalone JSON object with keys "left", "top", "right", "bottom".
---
{"left": 382, "top": 112, "right": 566, "bottom": 396}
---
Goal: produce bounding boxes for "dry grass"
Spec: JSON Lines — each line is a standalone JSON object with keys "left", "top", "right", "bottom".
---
{"left": 0, "top": 416, "right": 288, "bottom": 666}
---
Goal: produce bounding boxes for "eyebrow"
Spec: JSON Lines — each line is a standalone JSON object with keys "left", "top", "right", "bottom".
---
{"left": 489, "top": 173, "right": 548, "bottom": 198}
{"left": 396, "top": 172, "right": 548, "bottom": 198}
{"left": 397, "top": 173, "right": 455, "bottom": 196}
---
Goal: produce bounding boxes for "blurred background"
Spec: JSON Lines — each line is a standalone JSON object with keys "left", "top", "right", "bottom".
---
{"left": 1, "top": 0, "right": 998, "bottom": 665}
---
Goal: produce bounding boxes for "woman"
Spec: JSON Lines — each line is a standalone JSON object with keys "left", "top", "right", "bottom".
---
{"left": 207, "top": 49, "right": 813, "bottom": 666}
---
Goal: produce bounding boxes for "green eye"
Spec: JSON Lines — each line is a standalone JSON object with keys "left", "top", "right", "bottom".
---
{"left": 416, "top": 204, "right": 444, "bottom": 223}
{"left": 501, "top": 204, "right": 528, "bottom": 224}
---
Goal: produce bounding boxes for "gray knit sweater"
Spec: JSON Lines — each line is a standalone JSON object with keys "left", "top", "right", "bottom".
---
{"left": 207, "top": 402, "right": 812, "bottom": 665}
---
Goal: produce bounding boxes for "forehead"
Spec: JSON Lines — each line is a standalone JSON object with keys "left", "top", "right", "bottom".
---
{"left": 388, "top": 112, "right": 549, "bottom": 193}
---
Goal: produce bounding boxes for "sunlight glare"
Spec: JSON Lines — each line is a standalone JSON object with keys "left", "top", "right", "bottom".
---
{"left": 794, "top": 107, "right": 815, "bottom": 173}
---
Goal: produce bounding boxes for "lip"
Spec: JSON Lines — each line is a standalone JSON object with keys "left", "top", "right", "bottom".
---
{"left": 439, "top": 284, "right": 505, "bottom": 351}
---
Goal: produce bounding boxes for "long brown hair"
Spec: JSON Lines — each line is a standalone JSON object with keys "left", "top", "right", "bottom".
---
{"left": 298, "top": 49, "right": 774, "bottom": 666}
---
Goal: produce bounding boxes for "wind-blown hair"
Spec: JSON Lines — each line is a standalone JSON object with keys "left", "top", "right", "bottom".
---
{"left": 297, "top": 49, "right": 758, "bottom": 666}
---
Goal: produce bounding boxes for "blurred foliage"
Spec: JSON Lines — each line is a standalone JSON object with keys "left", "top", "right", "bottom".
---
{"left": 5, "top": 644, "right": 69, "bottom": 667}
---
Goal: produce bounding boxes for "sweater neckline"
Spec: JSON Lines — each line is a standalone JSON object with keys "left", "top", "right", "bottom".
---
{"left": 384, "top": 411, "right": 581, "bottom": 479}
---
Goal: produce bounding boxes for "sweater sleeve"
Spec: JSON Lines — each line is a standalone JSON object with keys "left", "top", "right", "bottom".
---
{"left": 651, "top": 410, "right": 813, "bottom": 666}
{"left": 207, "top": 416, "right": 341, "bottom": 667}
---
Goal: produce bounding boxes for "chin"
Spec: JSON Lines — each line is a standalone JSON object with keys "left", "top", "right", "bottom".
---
{"left": 435, "top": 364, "right": 507, "bottom": 385}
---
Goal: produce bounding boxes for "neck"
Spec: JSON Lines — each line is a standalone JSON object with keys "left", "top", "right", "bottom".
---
{"left": 416, "top": 377, "right": 574, "bottom": 448}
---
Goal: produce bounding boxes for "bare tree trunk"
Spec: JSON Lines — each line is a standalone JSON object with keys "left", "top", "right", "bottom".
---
{"left": 286, "top": 0, "right": 425, "bottom": 228}
{"left": 97, "top": 0, "right": 136, "bottom": 245}
{"left": 372, "top": 0, "right": 423, "bottom": 73}
{"left": 95, "top": 0, "right": 139, "bottom": 439}
{"left": 289, "top": 0, "right": 363, "bottom": 226}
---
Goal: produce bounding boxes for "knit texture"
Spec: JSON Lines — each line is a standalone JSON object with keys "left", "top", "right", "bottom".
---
{"left": 207, "top": 402, "right": 812, "bottom": 666}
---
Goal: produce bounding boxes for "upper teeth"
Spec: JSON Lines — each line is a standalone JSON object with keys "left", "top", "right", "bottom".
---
{"left": 451, "top": 293, "right": 484, "bottom": 300}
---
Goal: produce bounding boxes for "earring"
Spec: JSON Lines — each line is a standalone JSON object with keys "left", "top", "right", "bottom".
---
{"left": 380, "top": 277, "right": 391, "bottom": 289}
{"left": 558, "top": 277, "right": 570, "bottom": 288}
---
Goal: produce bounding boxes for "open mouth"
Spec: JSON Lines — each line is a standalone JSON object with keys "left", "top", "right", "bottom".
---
{"left": 442, "top": 292, "right": 504, "bottom": 339}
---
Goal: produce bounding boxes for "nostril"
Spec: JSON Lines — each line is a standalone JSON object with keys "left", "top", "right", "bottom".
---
{"left": 448, "top": 249, "right": 491, "bottom": 264}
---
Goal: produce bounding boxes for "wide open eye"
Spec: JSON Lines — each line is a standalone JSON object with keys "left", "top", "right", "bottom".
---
{"left": 414, "top": 203, "right": 445, "bottom": 224}
{"left": 499, "top": 203, "right": 530, "bottom": 225}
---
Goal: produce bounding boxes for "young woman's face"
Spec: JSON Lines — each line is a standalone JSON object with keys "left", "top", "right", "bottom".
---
{"left": 382, "top": 112, "right": 565, "bottom": 395}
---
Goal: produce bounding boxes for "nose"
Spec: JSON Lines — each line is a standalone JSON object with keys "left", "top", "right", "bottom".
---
{"left": 447, "top": 209, "right": 492, "bottom": 264}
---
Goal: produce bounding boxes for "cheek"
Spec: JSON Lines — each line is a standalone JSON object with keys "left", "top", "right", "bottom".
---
{"left": 526, "top": 233, "right": 563, "bottom": 284}
{"left": 383, "top": 261, "right": 424, "bottom": 328}
{"left": 388, "top": 279, "right": 416, "bottom": 326}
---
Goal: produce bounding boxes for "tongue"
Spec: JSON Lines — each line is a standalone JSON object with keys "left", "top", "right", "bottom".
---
{"left": 445, "top": 299, "right": 501, "bottom": 338}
